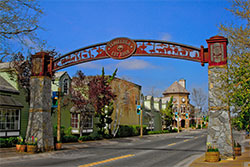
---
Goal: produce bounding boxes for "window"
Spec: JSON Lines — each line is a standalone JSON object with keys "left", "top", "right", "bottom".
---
{"left": 0, "top": 109, "right": 20, "bottom": 130}
{"left": 181, "top": 105, "right": 186, "bottom": 113}
{"left": 83, "top": 115, "right": 93, "bottom": 129}
{"left": 71, "top": 113, "right": 79, "bottom": 128}
{"left": 63, "top": 79, "right": 69, "bottom": 95}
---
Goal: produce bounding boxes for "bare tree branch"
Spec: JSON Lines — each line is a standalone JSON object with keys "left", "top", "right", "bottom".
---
{"left": 0, "top": 25, "right": 38, "bottom": 35}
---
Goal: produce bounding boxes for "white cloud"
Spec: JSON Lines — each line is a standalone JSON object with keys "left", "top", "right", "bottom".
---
{"left": 76, "top": 59, "right": 157, "bottom": 71}
{"left": 160, "top": 33, "right": 172, "bottom": 41}
{"left": 116, "top": 59, "right": 156, "bottom": 70}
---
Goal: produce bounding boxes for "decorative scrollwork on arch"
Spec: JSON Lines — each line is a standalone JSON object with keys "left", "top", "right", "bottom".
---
{"left": 133, "top": 40, "right": 201, "bottom": 62}
{"left": 52, "top": 39, "right": 203, "bottom": 71}
{"left": 53, "top": 43, "right": 109, "bottom": 71}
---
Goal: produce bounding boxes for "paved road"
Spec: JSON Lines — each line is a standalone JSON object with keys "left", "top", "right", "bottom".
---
{"left": 1, "top": 130, "right": 207, "bottom": 167}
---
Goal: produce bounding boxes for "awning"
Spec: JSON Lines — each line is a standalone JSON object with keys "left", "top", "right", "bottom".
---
{"left": 0, "top": 95, "right": 23, "bottom": 108}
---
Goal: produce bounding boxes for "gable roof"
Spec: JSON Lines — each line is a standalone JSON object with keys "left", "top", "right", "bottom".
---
{"left": 163, "top": 81, "right": 189, "bottom": 95}
{"left": 0, "top": 94, "right": 23, "bottom": 107}
{"left": 0, "top": 76, "right": 19, "bottom": 94}
{"left": 54, "top": 71, "right": 66, "bottom": 79}
{"left": 0, "top": 62, "right": 12, "bottom": 70}
{"left": 112, "top": 77, "right": 141, "bottom": 89}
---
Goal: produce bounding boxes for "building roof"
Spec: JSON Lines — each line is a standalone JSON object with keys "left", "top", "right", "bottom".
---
{"left": 0, "top": 76, "right": 19, "bottom": 94}
{"left": 144, "top": 96, "right": 153, "bottom": 101}
{"left": 113, "top": 77, "right": 141, "bottom": 89}
{"left": 161, "top": 97, "right": 170, "bottom": 104}
{"left": 0, "top": 62, "right": 12, "bottom": 69}
{"left": 163, "top": 81, "right": 189, "bottom": 95}
{"left": 154, "top": 97, "right": 161, "bottom": 102}
{"left": 0, "top": 94, "right": 23, "bottom": 108}
{"left": 54, "top": 71, "right": 66, "bottom": 79}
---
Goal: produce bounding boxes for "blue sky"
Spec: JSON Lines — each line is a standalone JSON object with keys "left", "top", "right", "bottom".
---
{"left": 38, "top": 0, "right": 235, "bottom": 99}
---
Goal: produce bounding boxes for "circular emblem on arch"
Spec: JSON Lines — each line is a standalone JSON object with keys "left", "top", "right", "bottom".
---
{"left": 105, "top": 37, "right": 136, "bottom": 60}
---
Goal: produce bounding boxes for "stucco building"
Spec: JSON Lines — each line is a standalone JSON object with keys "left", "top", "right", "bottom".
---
{"left": 61, "top": 75, "right": 142, "bottom": 136}
{"left": 0, "top": 63, "right": 29, "bottom": 137}
{"left": 162, "top": 79, "right": 194, "bottom": 129}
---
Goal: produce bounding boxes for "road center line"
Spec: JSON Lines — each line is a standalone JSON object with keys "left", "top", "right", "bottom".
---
{"left": 78, "top": 154, "right": 135, "bottom": 167}
{"left": 184, "top": 139, "right": 189, "bottom": 142}
{"left": 168, "top": 143, "right": 176, "bottom": 146}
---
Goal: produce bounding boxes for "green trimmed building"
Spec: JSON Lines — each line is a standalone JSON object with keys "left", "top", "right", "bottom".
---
{"left": 0, "top": 63, "right": 29, "bottom": 137}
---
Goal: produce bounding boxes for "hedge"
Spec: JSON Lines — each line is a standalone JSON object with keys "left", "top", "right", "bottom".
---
{"left": 0, "top": 137, "right": 18, "bottom": 148}
{"left": 147, "top": 130, "right": 170, "bottom": 135}
{"left": 78, "top": 132, "right": 104, "bottom": 142}
{"left": 62, "top": 135, "right": 78, "bottom": 143}
{"left": 116, "top": 125, "right": 147, "bottom": 137}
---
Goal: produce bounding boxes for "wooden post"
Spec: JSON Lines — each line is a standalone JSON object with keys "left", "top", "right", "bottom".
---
{"left": 177, "top": 117, "right": 180, "bottom": 133}
{"left": 57, "top": 88, "right": 61, "bottom": 142}
{"left": 140, "top": 109, "right": 143, "bottom": 137}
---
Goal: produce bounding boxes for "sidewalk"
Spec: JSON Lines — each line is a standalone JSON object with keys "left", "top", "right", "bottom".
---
{"left": 189, "top": 138, "right": 250, "bottom": 167}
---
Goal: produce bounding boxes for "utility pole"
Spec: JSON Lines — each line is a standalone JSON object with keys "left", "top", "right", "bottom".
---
{"left": 57, "top": 87, "right": 61, "bottom": 142}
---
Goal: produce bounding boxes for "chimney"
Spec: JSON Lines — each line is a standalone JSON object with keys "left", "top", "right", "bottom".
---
{"left": 179, "top": 79, "right": 186, "bottom": 88}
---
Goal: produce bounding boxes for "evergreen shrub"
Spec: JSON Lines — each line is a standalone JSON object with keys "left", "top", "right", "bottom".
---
{"left": 62, "top": 135, "right": 78, "bottom": 143}
{"left": 171, "top": 128, "right": 178, "bottom": 132}
{"left": 78, "top": 135, "right": 93, "bottom": 141}
{"left": 0, "top": 137, "right": 18, "bottom": 147}
{"left": 90, "top": 132, "right": 103, "bottom": 140}
{"left": 147, "top": 130, "right": 170, "bottom": 135}
{"left": 116, "top": 125, "right": 147, "bottom": 137}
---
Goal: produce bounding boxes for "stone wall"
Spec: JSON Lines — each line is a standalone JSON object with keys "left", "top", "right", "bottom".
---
{"left": 26, "top": 76, "right": 54, "bottom": 152}
{"left": 207, "top": 66, "right": 234, "bottom": 159}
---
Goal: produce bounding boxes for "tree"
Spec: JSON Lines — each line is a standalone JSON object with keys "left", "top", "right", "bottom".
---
{"left": 0, "top": 0, "right": 44, "bottom": 62}
{"left": 71, "top": 68, "right": 117, "bottom": 137}
{"left": 89, "top": 68, "right": 117, "bottom": 136}
{"left": 71, "top": 70, "right": 92, "bottom": 137}
{"left": 191, "top": 87, "right": 207, "bottom": 128}
{"left": 10, "top": 52, "right": 32, "bottom": 102}
{"left": 105, "top": 102, "right": 114, "bottom": 136}
{"left": 218, "top": 0, "right": 250, "bottom": 132}
{"left": 145, "top": 86, "right": 162, "bottom": 97}
{"left": 160, "top": 96, "right": 174, "bottom": 129}
{"left": 191, "top": 88, "right": 207, "bottom": 112}
{"left": 111, "top": 78, "right": 140, "bottom": 137}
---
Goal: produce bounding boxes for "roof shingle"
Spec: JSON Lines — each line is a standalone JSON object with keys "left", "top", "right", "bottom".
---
{"left": 163, "top": 81, "right": 189, "bottom": 95}
{"left": 0, "top": 76, "right": 19, "bottom": 94}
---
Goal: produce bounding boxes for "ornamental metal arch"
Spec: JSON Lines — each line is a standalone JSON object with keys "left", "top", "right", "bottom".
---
{"left": 52, "top": 38, "right": 208, "bottom": 71}
{"left": 28, "top": 36, "right": 234, "bottom": 159}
